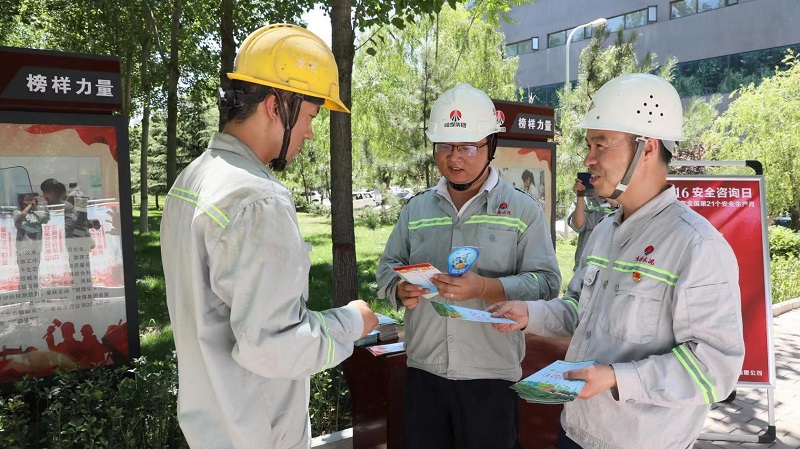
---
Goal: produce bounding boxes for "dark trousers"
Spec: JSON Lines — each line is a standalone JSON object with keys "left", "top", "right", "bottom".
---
{"left": 403, "top": 367, "right": 522, "bottom": 449}
{"left": 558, "top": 426, "right": 583, "bottom": 449}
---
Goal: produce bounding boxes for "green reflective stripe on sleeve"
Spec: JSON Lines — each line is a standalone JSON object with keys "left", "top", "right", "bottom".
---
{"left": 531, "top": 273, "right": 539, "bottom": 283}
{"left": 312, "top": 311, "right": 335, "bottom": 370}
{"left": 563, "top": 297, "right": 578, "bottom": 313}
{"left": 464, "top": 215, "right": 528, "bottom": 233}
{"left": 586, "top": 255, "right": 609, "bottom": 268}
{"left": 168, "top": 187, "right": 231, "bottom": 229}
{"left": 672, "top": 346, "right": 717, "bottom": 404}
{"left": 408, "top": 217, "right": 453, "bottom": 230}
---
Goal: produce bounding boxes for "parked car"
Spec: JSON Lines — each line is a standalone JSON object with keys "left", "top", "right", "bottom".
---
{"left": 308, "top": 190, "right": 323, "bottom": 203}
{"left": 774, "top": 213, "right": 798, "bottom": 232}
{"left": 352, "top": 191, "right": 378, "bottom": 209}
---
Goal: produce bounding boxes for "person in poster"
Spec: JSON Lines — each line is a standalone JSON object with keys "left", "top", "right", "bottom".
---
{"left": 377, "top": 83, "right": 561, "bottom": 449}
{"left": 40, "top": 178, "right": 94, "bottom": 292}
{"left": 13, "top": 192, "right": 49, "bottom": 292}
{"left": 488, "top": 73, "right": 744, "bottom": 449}
{"left": 159, "top": 24, "right": 377, "bottom": 449}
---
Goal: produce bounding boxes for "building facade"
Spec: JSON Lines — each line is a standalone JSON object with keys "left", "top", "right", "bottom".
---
{"left": 499, "top": 0, "right": 800, "bottom": 106}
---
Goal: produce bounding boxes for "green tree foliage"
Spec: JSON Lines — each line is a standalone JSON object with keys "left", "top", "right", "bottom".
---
{"left": 554, "top": 26, "right": 675, "bottom": 217}
{"left": 703, "top": 50, "right": 800, "bottom": 228}
{"left": 351, "top": 3, "right": 519, "bottom": 190}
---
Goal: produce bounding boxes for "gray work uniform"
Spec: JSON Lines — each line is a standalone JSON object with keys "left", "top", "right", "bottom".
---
{"left": 526, "top": 187, "right": 745, "bottom": 449}
{"left": 161, "top": 132, "right": 364, "bottom": 449}
{"left": 377, "top": 170, "right": 561, "bottom": 382}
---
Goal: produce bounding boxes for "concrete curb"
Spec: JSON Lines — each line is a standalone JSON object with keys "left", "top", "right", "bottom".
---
{"left": 773, "top": 296, "right": 800, "bottom": 317}
{"left": 311, "top": 427, "right": 352, "bottom": 449}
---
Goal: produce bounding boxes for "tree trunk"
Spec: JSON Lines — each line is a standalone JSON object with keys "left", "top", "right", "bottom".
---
{"left": 330, "top": 0, "right": 357, "bottom": 308}
{"left": 166, "top": 0, "right": 182, "bottom": 190}
{"left": 219, "top": 0, "right": 235, "bottom": 131}
{"left": 139, "top": 34, "right": 151, "bottom": 233}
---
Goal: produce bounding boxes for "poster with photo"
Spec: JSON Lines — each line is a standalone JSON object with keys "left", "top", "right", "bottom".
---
{"left": 0, "top": 112, "right": 137, "bottom": 386}
{"left": 493, "top": 140, "right": 556, "bottom": 244}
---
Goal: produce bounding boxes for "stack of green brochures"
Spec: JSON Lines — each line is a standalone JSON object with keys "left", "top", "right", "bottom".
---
{"left": 511, "top": 360, "right": 597, "bottom": 404}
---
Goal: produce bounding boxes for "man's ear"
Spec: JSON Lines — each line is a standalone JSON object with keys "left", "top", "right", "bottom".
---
{"left": 262, "top": 94, "right": 280, "bottom": 121}
{"left": 640, "top": 137, "right": 659, "bottom": 163}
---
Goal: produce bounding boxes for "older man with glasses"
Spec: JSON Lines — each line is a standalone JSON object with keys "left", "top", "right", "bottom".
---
{"left": 377, "top": 83, "right": 561, "bottom": 449}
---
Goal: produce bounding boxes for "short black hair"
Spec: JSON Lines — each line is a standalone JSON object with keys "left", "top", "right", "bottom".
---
{"left": 40, "top": 178, "right": 66, "bottom": 196}
{"left": 627, "top": 134, "right": 672, "bottom": 165}
{"left": 224, "top": 80, "right": 306, "bottom": 123}
{"left": 521, "top": 169, "right": 534, "bottom": 182}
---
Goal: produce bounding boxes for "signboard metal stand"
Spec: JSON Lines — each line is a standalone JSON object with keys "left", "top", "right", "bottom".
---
{"left": 670, "top": 160, "right": 775, "bottom": 444}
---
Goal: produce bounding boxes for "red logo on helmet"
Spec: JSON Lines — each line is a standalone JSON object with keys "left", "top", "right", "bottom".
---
{"left": 496, "top": 110, "right": 505, "bottom": 126}
{"left": 644, "top": 245, "right": 654, "bottom": 255}
{"left": 449, "top": 110, "right": 462, "bottom": 122}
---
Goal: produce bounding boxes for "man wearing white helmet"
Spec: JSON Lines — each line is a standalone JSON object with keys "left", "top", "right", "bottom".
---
{"left": 161, "top": 25, "right": 377, "bottom": 448}
{"left": 377, "top": 83, "right": 561, "bottom": 448}
{"left": 488, "top": 73, "right": 744, "bottom": 448}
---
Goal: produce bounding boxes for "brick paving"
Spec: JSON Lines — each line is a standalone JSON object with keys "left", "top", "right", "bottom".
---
{"left": 694, "top": 308, "right": 800, "bottom": 448}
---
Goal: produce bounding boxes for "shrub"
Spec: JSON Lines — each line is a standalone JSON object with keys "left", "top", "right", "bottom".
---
{"left": 292, "top": 194, "right": 310, "bottom": 213}
{"left": 1, "top": 353, "right": 357, "bottom": 446}
{"left": 771, "top": 256, "right": 800, "bottom": 303}
{"left": 0, "top": 354, "right": 186, "bottom": 449}
{"left": 769, "top": 225, "right": 800, "bottom": 259}
{"left": 309, "top": 367, "right": 351, "bottom": 436}
{"left": 356, "top": 207, "right": 381, "bottom": 230}
{"left": 307, "top": 202, "right": 330, "bottom": 217}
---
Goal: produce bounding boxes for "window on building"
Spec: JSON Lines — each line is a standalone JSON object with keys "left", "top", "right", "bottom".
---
{"left": 672, "top": 0, "right": 734, "bottom": 18}
{"left": 648, "top": 6, "right": 658, "bottom": 22}
{"left": 517, "top": 39, "right": 534, "bottom": 55}
{"left": 671, "top": 0, "right": 698, "bottom": 18}
{"left": 699, "top": 0, "right": 725, "bottom": 12}
{"left": 567, "top": 28, "right": 584, "bottom": 43}
{"left": 504, "top": 38, "right": 539, "bottom": 58}
{"left": 505, "top": 42, "right": 518, "bottom": 57}
{"left": 605, "top": 15, "right": 625, "bottom": 32}
{"left": 548, "top": 30, "right": 566, "bottom": 48}
{"left": 626, "top": 9, "right": 648, "bottom": 28}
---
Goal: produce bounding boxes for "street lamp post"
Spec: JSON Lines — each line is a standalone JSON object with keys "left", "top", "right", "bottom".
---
{"left": 565, "top": 18, "right": 607, "bottom": 92}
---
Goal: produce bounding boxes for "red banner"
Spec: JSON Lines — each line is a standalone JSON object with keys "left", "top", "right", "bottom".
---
{"left": 669, "top": 176, "right": 773, "bottom": 386}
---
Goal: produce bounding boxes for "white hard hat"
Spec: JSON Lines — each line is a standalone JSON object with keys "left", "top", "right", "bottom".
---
{"left": 426, "top": 83, "right": 504, "bottom": 143}
{"left": 575, "top": 73, "right": 685, "bottom": 150}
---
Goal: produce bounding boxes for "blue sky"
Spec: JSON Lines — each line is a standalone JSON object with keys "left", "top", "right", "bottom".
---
{"left": 301, "top": 7, "right": 332, "bottom": 48}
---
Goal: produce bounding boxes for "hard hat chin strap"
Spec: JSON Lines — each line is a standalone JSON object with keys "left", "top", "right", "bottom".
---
{"left": 609, "top": 137, "right": 646, "bottom": 200}
{"left": 446, "top": 134, "right": 498, "bottom": 192}
{"left": 449, "top": 160, "right": 491, "bottom": 191}
{"left": 269, "top": 88, "right": 304, "bottom": 172}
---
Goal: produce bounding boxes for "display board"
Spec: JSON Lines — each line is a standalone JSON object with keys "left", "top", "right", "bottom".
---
{"left": 0, "top": 112, "right": 137, "bottom": 386}
{"left": 668, "top": 175, "right": 774, "bottom": 388}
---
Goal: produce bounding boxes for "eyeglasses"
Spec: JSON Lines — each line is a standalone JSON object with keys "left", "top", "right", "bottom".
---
{"left": 433, "top": 142, "right": 488, "bottom": 158}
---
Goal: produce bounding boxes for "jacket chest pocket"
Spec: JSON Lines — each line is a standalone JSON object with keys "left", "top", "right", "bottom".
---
{"left": 577, "top": 265, "right": 601, "bottom": 313}
{"left": 599, "top": 276, "right": 668, "bottom": 344}
{"left": 473, "top": 225, "right": 517, "bottom": 275}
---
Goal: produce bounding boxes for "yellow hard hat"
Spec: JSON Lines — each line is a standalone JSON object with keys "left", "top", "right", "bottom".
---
{"left": 228, "top": 24, "right": 349, "bottom": 113}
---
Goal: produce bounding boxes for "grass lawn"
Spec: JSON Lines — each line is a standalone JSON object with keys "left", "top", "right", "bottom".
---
{"left": 132, "top": 201, "right": 578, "bottom": 360}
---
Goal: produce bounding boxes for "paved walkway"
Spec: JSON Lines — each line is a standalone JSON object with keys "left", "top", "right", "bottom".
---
{"left": 695, "top": 307, "right": 800, "bottom": 448}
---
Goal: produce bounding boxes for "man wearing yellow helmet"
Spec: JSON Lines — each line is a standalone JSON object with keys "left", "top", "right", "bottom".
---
{"left": 489, "top": 74, "right": 744, "bottom": 448}
{"left": 160, "top": 24, "right": 377, "bottom": 449}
